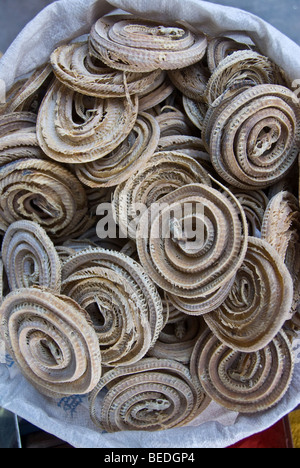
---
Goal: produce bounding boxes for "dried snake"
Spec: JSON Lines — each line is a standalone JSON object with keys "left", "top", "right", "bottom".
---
{"left": 51, "top": 41, "right": 164, "bottom": 98}
{"left": 206, "top": 36, "right": 254, "bottom": 73}
{"left": 1, "top": 63, "right": 53, "bottom": 115}
{"left": 0, "top": 111, "right": 37, "bottom": 135}
{"left": 261, "top": 191, "right": 300, "bottom": 328}
{"left": 136, "top": 181, "right": 248, "bottom": 300}
{"left": 0, "top": 157, "right": 93, "bottom": 241}
{"left": 74, "top": 112, "right": 160, "bottom": 188}
{"left": 61, "top": 265, "right": 156, "bottom": 367}
{"left": 261, "top": 191, "right": 300, "bottom": 269}
{"left": 156, "top": 134, "right": 210, "bottom": 162}
{"left": 112, "top": 151, "right": 212, "bottom": 240}
{"left": 203, "top": 84, "right": 300, "bottom": 189}
{"left": 205, "top": 50, "right": 288, "bottom": 105}
{"left": 155, "top": 107, "right": 195, "bottom": 137}
{"left": 61, "top": 247, "right": 164, "bottom": 354}
{"left": 138, "top": 75, "right": 175, "bottom": 112}
{"left": 89, "top": 15, "right": 208, "bottom": 73}
{"left": 2, "top": 220, "right": 61, "bottom": 292}
{"left": 0, "top": 112, "right": 44, "bottom": 163}
{"left": 229, "top": 187, "right": 269, "bottom": 237}
{"left": 167, "top": 276, "right": 236, "bottom": 316}
{"left": 168, "top": 61, "right": 210, "bottom": 101}
{"left": 182, "top": 96, "right": 208, "bottom": 132}
{"left": 89, "top": 357, "right": 208, "bottom": 432}
{"left": 204, "top": 237, "right": 294, "bottom": 352}
{"left": 0, "top": 288, "right": 102, "bottom": 398}
{"left": 148, "top": 315, "right": 204, "bottom": 364}
{"left": 36, "top": 79, "right": 139, "bottom": 164}
{"left": 193, "top": 328, "right": 294, "bottom": 413}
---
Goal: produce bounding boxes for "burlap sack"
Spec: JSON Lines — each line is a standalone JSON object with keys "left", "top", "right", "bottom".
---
{"left": 0, "top": 0, "right": 299, "bottom": 448}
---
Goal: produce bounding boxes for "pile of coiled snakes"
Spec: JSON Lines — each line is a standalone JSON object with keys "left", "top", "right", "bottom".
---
{"left": 0, "top": 13, "right": 299, "bottom": 433}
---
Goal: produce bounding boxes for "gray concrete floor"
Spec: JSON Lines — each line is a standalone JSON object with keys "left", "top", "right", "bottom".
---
{"left": 0, "top": 0, "right": 299, "bottom": 54}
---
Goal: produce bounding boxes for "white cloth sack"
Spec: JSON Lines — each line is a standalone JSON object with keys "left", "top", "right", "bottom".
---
{"left": 0, "top": 0, "right": 300, "bottom": 449}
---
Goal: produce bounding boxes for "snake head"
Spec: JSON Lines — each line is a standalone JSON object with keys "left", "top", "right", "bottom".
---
{"left": 156, "top": 26, "right": 186, "bottom": 39}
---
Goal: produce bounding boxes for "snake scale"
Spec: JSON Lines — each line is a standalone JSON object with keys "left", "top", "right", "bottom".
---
{"left": 0, "top": 13, "right": 299, "bottom": 434}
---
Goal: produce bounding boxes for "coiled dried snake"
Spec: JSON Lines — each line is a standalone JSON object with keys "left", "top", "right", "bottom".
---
{"left": 192, "top": 328, "right": 294, "bottom": 413}
{"left": 206, "top": 36, "right": 254, "bottom": 73}
{"left": 0, "top": 288, "right": 102, "bottom": 398}
{"left": 61, "top": 264, "right": 157, "bottom": 367}
{"left": 89, "top": 357, "right": 209, "bottom": 432}
{"left": 74, "top": 112, "right": 160, "bottom": 188}
{"left": 204, "top": 237, "right": 294, "bottom": 352}
{"left": 2, "top": 220, "right": 61, "bottom": 292}
{"left": 205, "top": 50, "right": 288, "bottom": 105}
{"left": 89, "top": 15, "right": 208, "bottom": 73}
{"left": 136, "top": 181, "right": 248, "bottom": 301}
{"left": 37, "top": 79, "right": 139, "bottom": 164}
{"left": 261, "top": 191, "right": 300, "bottom": 329}
{"left": 0, "top": 157, "right": 92, "bottom": 242}
{"left": 203, "top": 84, "right": 300, "bottom": 189}
{"left": 62, "top": 247, "right": 164, "bottom": 358}
{"left": 113, "top": 151, "right": 212, "bottom": 240}
{"left": 51, "top": 41, "right": 164, "bottom": 98}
